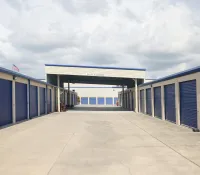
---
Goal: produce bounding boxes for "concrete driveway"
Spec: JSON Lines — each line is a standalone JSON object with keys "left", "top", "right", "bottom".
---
{"left": 0, "top": 107, "right": 200, "bottom": 175}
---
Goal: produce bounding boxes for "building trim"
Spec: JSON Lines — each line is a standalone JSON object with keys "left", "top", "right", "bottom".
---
{"left": 140, "top": 66, "right": 200, "bottom": 87}
{"left": 45, "top": 64, "right": 146, "bottom": 71}
{"left": 0, "top": 67, "right": 55, "bottom": 87}
{"left": 68, "top": 86, "right": 123, "bottom": 89}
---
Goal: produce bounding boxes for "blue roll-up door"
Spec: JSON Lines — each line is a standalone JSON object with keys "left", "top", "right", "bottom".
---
{"left": 89, "top": 97, "right": 96, "bottom": 105}
{"left": 154, "top": 87, "right": 162, "bottom": 119}
{"left": 165, "top": 84, "right": 176, "bottom": 123}
{"left": 114, "top": 97, "right": 118, "bottom": 105}
{"left": 0, "top": 78, "right": 12, "bottom": 127}
{"left": 30, "top": 85, "right": 38, "bottom": 119}
{"left": 140, "top": 90, "right": 144, "bottom": 113}
{"left": 106, "top": 97, "right": 113, "bottom": 105}
{"left": 180, "top": 80, "right": 197, "bottom": 128}
{"left": 47, "top": 89, "right": 51, "bottom": 114}
{"left": 16, "top": 82, "right": 27, "bottom": 122}
{"left": 146, "top": 88, "right": 152, "bottom": 116}
{"left": 81, "top": 97, "right": 88, "bottom": 105}
{"left": 40, "top": 87, "right": 46, "bottom": 115}
{"left": 98, "top": 97, "right": 104, "bottom": 105}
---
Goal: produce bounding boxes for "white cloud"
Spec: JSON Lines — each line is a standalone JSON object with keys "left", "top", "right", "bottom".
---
{"left": 0, "top": 0, "right": 200, "bottom": 79}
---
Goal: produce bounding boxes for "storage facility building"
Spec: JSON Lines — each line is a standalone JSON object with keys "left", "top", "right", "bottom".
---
{"left": 119, "top": 66, "right": 200, "bottom": 130}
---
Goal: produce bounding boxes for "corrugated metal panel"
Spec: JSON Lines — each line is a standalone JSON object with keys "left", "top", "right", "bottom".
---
{"left": 127, "top": 92, "right": 130, "bottom": 109}
{"left": 81, "top": 97, "right": 88, "bottom": 104}
{"left": 16, "top": 82, "right": 27, "bottom": 122}
{"left": 114, "top": 97, "right": 118, "bottom": 105}
{"left": 180, "top": 80, "right": 197, "bottom": 128}
{"left": 0, "top": 78, "right": 12, "bottom": 127}
{"left": 98, "top": 97, "right": 104, "bottom": 105}
{"left": 164, "top": 84, "right": 176, "bottom": 123}
{"left": 124, "top": 92, "right": 127, "bottom": 108}
{"left": 40, "top": 87, "right": 46, "bottom": 115}
{"left": 30, "top": 85, "right": 38, "bottom": 118}
{"left": 65, "top": 91, "right": 68, "bottom": 105}
{"left": 54, "top": 88, "right": 57, "bottom": 111}
{"left": 146, "top": 88, "right": 152, "bottom": 116}
{"left": 47, "top": 89, "right": 51, "bottom": 113}
{"left": 89, "top": 97, "right": 96, "bottom": 105}
{"left": 154, "top": 87, "right": 162, "bottom": 119}
{"left": 106, "top": 97, "right": 113, "bottom": 105}
{"left": 71, "top": 93, "right": 74, "bottom": 105}
{"left": 140, "top": 90, "right": 144, "bottom": 113}
{"left": 131, "top": 92, "right": 134, "bottom": 111}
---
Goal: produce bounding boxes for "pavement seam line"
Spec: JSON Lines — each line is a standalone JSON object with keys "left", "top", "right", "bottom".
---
{"left": 120, "top": 115, "right": 200, "bottom": 169}
{"left": 120, "top": 161, "right": 133, "bottom": 175}
{"left": 47, "top": 133, "right": 76, "bottom": 175}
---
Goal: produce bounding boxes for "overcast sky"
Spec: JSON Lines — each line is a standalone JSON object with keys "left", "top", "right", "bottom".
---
{"left": 0, "top": 0, "right": 200, "bottom": 79}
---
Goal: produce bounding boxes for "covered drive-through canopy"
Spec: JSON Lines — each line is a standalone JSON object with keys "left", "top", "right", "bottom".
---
{"left": 45, "top": 64, "right": 146, "bottom": 112}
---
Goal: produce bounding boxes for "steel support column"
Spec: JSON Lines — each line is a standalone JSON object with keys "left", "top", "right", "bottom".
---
{"left": 122, "top": 85, "right": 125, "bottom": 108}
{"left": 135, "top": 79, "right": 138, "bottom": 113}
{"left": 57, "top": 75, "right": 60, "bottom": 112}
{"left": 68, "top": 82, "right": 70, "bottom": 106}
{"left": 12, "top": 79, "right": 16, "bottom": 124}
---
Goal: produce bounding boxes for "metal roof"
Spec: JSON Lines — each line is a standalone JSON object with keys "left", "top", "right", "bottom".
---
{"left": 140, "top": 66, "right": 200, "bottom": 87}
{"left": 45, "top": 64, "right": 146, "bottom": 71}
{"left": 0, "top": 67, "right": 54, "bottom": 87}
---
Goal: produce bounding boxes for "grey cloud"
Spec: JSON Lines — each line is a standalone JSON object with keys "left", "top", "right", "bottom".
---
{"left": 0, "top": 50, "right": 6, "bottom": 60}
{"left": 9, "top": 32, "right": 81, "bottom": 53}
{"left": 140, "top": 52, "right": 191, "bottom": 71}
{"left": 5, "top": 0, "right": 29, "bottom": 11}
{"left": 6, "top": 0, "right": 22, "bottom": 11}
{"left": 81, "top": 50, "right": 118, "bottom": 65}
{"left": 124, "top": 8, "right": 142, "bottom": 23}
{"left": 57, "top": 0, "right": 109, "bottom": 15}
{"left": 116, "top": 0, "right": 122, "bottom": 6}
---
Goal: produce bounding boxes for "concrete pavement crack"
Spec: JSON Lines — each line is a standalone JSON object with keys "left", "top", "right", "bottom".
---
{"left": 120, "top": 161, "right": 132, "bottom": 175}
{"left": 47, "top": 133, "right": 76, "bottom": 175}
{"left": 120, "top": 115, "right": 200, "bottom": 169}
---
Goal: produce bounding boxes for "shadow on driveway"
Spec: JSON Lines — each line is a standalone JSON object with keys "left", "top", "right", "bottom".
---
{"left": 69, "top": 105, "right": 130, "bottom": 111}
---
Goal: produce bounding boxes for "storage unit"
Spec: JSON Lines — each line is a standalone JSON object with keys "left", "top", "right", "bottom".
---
{"left": 47, "top": 88, "right": 51, "bottom": 114}
{"left": 114, "top": 97, "right": 118, "bottom": 105}
{"left": 180, "top": 80, "right": 197, "bottom": 128}
{"left": 146, "top": 88, "right": 152, "bottom": 116}
{"left": 89, "top": 97, "right": 96, "bottom": 105}
{"left": 106, "top": 97, "right": 113, "bottom": 105}
{"left": 140, "top": 90, "right": 144, "bottom": 113}
{"left": 154, "top": 87, "right": 162, "bottom": 119}
{"left": 164, "top": 84, "right": 176, "bottom": 123}
{"left": 15, "top": 82, "right": 27, "bottom": 122}
{"left": 40, "top": 87, "right": 46, "bottom": 115}
{"left": 30, "top": 85, "right": 38, "bottom": 118}
{"left": 0, "top": 78, "right": 12, "bottom": 127}
{"left": 81, "top": 97, "right": 88, "bottom": 104}
{"left": 98, "top": 97, "right": 105, "bottom": 105}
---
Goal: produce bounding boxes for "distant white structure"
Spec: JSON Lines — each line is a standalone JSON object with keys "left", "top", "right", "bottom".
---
{"left": 64, "top": 83, "right": 122, "bottom": 105}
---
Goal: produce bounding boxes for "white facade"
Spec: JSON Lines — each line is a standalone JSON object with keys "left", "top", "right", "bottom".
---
{"left": 45, "top": 65, "right": 146, "bottom": 79}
